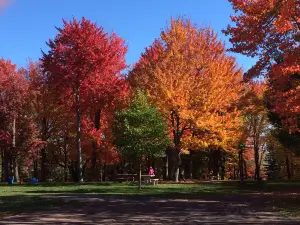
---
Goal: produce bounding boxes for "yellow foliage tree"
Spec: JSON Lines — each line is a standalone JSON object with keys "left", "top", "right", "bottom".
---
{"left": 129, "top": 18, "right": 244, "bottom": 181}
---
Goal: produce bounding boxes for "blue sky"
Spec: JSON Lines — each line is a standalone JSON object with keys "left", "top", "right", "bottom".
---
{"left": 0, "top": 0, "right": 256, "bottom": 71}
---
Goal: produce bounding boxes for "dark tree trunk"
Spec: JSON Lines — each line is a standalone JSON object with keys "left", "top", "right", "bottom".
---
{"left": 33, "top": 159, "right": 38, "bottom": 178}
{"left": 233, "top": 166, "right": 236, "bottom": 180}
{"left": 40, "top": 148, "right": 48, "bottom": 181}
{"left": 2, "top": 149, "right": 9, "bottom": 182}
{"left": 220, "top": 152, "right": 226, "bottom": 180}
{"left": 138, "top": 163, "right": 142, "bottom": 191}
{"left": 69, "top": 162, "right": 77, "bottom": 182}
{"left": 103, "top": 163, "right": 107, "bottom": 181}
{"left": 75, "top": 88, "right": 83, "bottom": 182}
{"left": 64, "top": 140, "right": 69, "bottom": 182}
{"left": 171, "top": 110, "right": 182, "bottom": 183}
{"left": 285, "top": 154, "right": 291, "bottom": 180}
{"left": 13, "top": 160, "right": 19, "bottom": 182}
{"left": 92, "top": 109, "right": 101, "bottom": 181}
{"left": 189, "top": 153, "right": 193, "bottom": 179}
{"left": 291, "top": 157, "right": 294, "bottom": 178}
{"left": 254, "top": 146, "right": 260, "bottom": 180}
{"left": 239, "top": 149, "right": 244, "bottom": 183}
{"left": 244, "top": 160, "right": 247, "bottom": 180}
{"left": 1, "top": 150, "right": 3, "bottom": 182}
{"left": 99, "top": 164, "right": 103, "bottom": 182}
{"left": 40, "top": 117, "right": 48, "bottom": 182}
{"left": 165, "top": 153, "right": 169, "bottom": 180}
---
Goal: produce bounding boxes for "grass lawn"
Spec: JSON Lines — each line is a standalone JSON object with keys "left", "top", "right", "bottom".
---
{"left": 1, "top": 181, "right": 300, "bottom": 218}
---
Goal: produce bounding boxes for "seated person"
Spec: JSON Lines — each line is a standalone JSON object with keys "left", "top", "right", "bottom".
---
{"left": 148, "top": 166, "right": 155, "bottom": 176}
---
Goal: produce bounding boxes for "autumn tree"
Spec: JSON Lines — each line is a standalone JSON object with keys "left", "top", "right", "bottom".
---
{"left": 224, "top": 0, "right": 300, "bottom": 132}
{"left": 113, "top": 90, "right": 170, "bottom": 190}
{"left": 41, "top": 17, "right": 127, "bottom": 182}
{"left": 82, "top": 70, "right": 129, "bottom": 181}
{"left": 0, "top": 58, "right": 40, "bottom": 181}
{"left": 240, "top": 82, "right": 270, "bottom": 180}
{"left": 129, "top": 18, "right": 243, "bottom": 182}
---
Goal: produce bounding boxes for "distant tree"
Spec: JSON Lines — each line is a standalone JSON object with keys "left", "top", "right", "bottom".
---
{"left": 0, "top": 58, "right": 42, "bottom": 182}
{"left": 240, "top": 82, "right": 270, "bottom": 180}
{"left": 113, "top": 90, "right": 170, "bottom": 190}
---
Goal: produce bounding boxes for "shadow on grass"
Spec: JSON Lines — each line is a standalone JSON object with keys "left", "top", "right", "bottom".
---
{"left": 0, "top": 195, "right": 81, "bottom": 216}
{"left": 1, "top": 192, "right": 300, "bottom": 224}
{"left": 2, "top": 181, "right": 300, "bottom": 219}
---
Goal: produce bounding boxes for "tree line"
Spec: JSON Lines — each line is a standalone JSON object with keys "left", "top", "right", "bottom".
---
{"left": 0, "top": 2, "right": 299, "bottom": 183}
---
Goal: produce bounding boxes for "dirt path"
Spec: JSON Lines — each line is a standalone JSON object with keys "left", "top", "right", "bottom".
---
{"left": 1, "top": 194, "right": 299, "bottom": 224}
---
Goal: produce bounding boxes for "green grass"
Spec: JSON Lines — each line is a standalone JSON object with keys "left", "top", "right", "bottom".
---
{"left": 1, "top": 181, "right": 300, "bottom": 217}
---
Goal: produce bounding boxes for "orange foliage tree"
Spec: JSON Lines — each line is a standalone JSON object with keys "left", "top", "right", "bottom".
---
{"left": 129, "top": 18, "right": 244, "bottom": 181}
{"left": 240, "top": 81, "right": 270, "bottom": 180}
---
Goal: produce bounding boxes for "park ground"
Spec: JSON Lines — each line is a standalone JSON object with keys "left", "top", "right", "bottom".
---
{"left": 0, "top": 181, "right": 300, "bottom": 224}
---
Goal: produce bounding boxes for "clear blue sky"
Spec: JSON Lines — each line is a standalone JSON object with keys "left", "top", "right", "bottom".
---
{"left": 0, "top": 0, "right": 256, "bottom": 71}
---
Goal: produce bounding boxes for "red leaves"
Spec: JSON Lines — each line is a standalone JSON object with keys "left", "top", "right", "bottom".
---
{"left": 0, "top": 58, "right": 28, "bottom": 117}
{"left": 268, "top": 48, "right": 300, "bottom": 133}
{"left": 226, "top": 0, "right": 300, "bottom": 132}
{"left": 226, "top": 0, "right": 300, "bottom": 79}
{"left": 42, "top": 17, "right": 128, "bottom": 108}
{"left": 41, "top": 18, "right": 129, "bottom": 165}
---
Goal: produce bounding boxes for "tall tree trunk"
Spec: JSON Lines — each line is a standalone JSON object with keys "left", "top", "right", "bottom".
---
{"left": 92, "top": 110, "right": 101, "bottom": 181}
{"left": 254, "top": 146, "right": 260, "bottom": 180}
{"left": 165, "top": 153, "right": 169, "bottom": 180}
{"left": 189, "top": 154, "right": 193, "bottom": 179}
{"left": 220, "top": 152, "right": 225, "bottom": 180}
{"left": 40, "top": 117, "right": 48, "bottom": 182}
{"left": 40, "top": 148, "right": 47, "bottom": 181}
{"left": 64, "top": 140, "right": 68, "bottom": 182}
{"left": 138, "top": 163, "right": 142, "bottom": 191}
{"left": 244, "top": 160, "right": 247, "bottom": 180}
{"left": 291, "top": 156, "right": 294, "bottom": 178}
{"left": 174, "top": 150, "right": 180, "bottom": 182}
{"left": 13, "top": 160, "right": 19, "bottom": 182}
{"left": 75, "top": 88, "right": 83, "bottom": 182}
{"left": 33, "top": 159, "right": 38, "bottom": 178}
{"left": 171, "top": 110, "right": 182, "bottom": 183}
{"left": 285, "top": 154, "right": 291, "bottom": 180}
{"left": 99, "top": 164, "right": 103, "bottom": 182}
{"left": 233, "top": 166, "right": 236, "bottom": 180}
{"left": 11, "top": 117, "right": 18, "bottom": 182}
{"left": 2, "top": 149, "right": 9, "bottom": 182}
{"left": 103, "top": 163, "right": 107, "bottom": 181}
{"left": 1, "top": 150, "right": 3, "bottom": 182}
{"left": 239, "top": 149, "right": 244, "bottom": 183}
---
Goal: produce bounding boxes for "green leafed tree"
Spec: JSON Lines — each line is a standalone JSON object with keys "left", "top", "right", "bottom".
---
{"left": 113, "top": 90, "right": 170, "bottom": 190}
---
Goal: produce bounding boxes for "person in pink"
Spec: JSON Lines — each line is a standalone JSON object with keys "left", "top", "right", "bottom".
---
{"left": 148, "top": 166, "right": 155, "bottom": 176}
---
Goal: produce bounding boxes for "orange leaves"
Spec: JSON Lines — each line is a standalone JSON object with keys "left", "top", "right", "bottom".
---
{"left": 130, "top": 18, "right": 244, "bottom": 151}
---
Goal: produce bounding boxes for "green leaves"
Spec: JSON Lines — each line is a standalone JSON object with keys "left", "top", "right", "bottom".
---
{"left": 113, "top": 90, "right": 170, "bottom": 160}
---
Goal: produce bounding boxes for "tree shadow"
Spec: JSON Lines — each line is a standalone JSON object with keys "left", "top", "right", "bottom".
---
{"left": 1, "top": 193, "right": 299, "bottom": 224}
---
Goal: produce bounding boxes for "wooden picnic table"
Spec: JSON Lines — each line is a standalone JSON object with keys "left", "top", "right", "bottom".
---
{"left": 141, "top": 175, "right": 156, "bottom": 184}
{"left": 116, "top": 174, "right": 137, "bottom": 182}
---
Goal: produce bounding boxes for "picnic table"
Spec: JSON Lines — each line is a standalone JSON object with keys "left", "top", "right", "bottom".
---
{"left": 141, "top": 175, "right": 158, "bottom": 185}
{"left": 116, "top": 174, "right": 137, "bottom": 182}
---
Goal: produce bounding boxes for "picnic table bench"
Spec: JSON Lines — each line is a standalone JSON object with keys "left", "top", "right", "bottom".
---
{"left": 116, "top": 174, "right": 137, "bottom": 182}
{"left": 141, "top": 175, "right": 159, "bottom": 185}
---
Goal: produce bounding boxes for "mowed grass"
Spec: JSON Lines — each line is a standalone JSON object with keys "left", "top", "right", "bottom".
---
{"left": 1, "top": 181, "right": 300, "bottom": 217}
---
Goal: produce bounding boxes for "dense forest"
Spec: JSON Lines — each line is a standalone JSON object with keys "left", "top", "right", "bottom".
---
{"left": 0, "top": 0, "right": 299, "bottom": 183}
